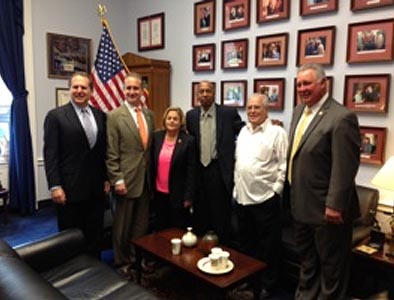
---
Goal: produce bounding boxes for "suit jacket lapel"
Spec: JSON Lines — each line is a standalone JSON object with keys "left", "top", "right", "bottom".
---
{"left": 298, "top": 99, "right": 331, "bottom": 150}
{"left": 120, "top": 105, "right": 140, "bottom": 142}
{"left": 171, "top": 131, "right": 185, "bottom": 168}
{"left": 215, "top": 104, "right": 223, "bottom": 144}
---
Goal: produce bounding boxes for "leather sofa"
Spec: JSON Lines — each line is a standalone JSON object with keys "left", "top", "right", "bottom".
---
{"left": 280, "top": 185, "right": 379, "bottom": 284}
{"left": 0, "top": 229, "right": 160, "bottom": 300}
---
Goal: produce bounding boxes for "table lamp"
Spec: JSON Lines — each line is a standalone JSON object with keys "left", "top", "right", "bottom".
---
{"left": 371, "top": 156, "right": 394, "bottom": 257}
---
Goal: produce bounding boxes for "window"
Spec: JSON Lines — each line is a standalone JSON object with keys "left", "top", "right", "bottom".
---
{"left": 0, "top": 75, "right": 11, "bottom": 163}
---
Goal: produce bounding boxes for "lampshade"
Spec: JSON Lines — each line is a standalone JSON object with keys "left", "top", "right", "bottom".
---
{"left": 371, "top": 156, "right": 394, "bottom": 191}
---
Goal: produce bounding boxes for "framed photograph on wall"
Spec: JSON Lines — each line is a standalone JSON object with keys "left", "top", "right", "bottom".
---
{"left": 256, "top": 33, "right": 288, "bottom": 68}
{"left": 294, "top": 76, "right": 333, "bottom": 106}
{"left": 47, "top": 32, "right": 92, "bottom": 79}
{"left": 56, "top": 88, "right": 70, "bottom": 107}
{"left": 192, "top": 81, "right": 216, "bottom": 107}
{"left": 344, "top": 74, "right": 391, "bottom": 113}
{"left": 222, "top": 0, "right": 251, "bottom": 31}
{"left": 297, "top": 26, "right": 336, "bottom": 66}
{"left": 300, "top": 0, "right": 338, "bottom": 17}
{"left": 221, "top": 39, "right": 248, "bottom": 69}
{"left": 137, "top": 13, "right": 165, "bottom": 51}
{"left": 351, "top": 0, "right": 393, "bottom": 12}
{"left": 360, "top": 126, "right": 387, "bottom": 165}
{"left": 194, "top": 0, "right": 216, "bottom": 35}
{"left": 347, "top": 18, "right": 394, "bottom": 63}
{"left": 256, "top": 0, "right": 290, "bottom": 24}
{"left": 221, "top": 80, "right": 247, "bottom": 108}
{"left": 193, "top": 43, "right": 215, "bottom": 72}
{"left": 254, "top": 78, "right": 285, "bottom": 111}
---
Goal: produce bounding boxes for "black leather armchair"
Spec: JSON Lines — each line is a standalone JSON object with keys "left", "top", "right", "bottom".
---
{"left": 0, "top": 229, "right": 159, "bottom": 300}
{"left": 280, "top": 185, "right": 379, "bottom": 284}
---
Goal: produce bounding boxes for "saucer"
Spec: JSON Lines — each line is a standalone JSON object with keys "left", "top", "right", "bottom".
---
{"left": 197, "top": 257, "right": 234, "bottom": 275}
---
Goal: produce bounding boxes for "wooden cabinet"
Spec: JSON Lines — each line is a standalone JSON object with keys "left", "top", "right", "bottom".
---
{"left": 122, "top": 52, "right": 171, "bottom": 129}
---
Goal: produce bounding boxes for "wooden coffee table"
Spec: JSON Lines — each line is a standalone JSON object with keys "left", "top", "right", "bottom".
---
{"left": 132, "top": 228, "right": 266, "bottom": 300}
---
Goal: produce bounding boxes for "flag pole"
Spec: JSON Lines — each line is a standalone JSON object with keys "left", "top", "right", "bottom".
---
{"left": 96, "top": 4, "right": 130, "bottom": 72}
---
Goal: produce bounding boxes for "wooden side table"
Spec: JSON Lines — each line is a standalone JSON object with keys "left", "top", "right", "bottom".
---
{"left": 351, "top": 237, "right": 394, "bottom": 299}
{"left": 0, "top": 188, "right": 9, "bottom": 224}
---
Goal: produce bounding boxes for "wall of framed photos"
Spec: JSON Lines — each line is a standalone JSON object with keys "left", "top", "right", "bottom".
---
{"left": 125, "top": 0, "right": 394, "bottom": 206}
{"left": 25, "top": 0, "right": 393, "bottom": 204}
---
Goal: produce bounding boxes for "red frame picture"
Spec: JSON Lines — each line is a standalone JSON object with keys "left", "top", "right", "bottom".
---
{"left": 192, "top": 81, "right": 216, "bottom": 107}
{"left": 256, "top": 0, "right": 290, "bottom": 24}
{"left": 193, "top": 43, "right": 216, "bottom": 72}
{"left": 344, "top": 74, "right": 391, "bottom": 113}
{"left": 351, "top": 0, "right": 393, "bottom": 11}
{"left": 253, "top": 78, "right": 285, "bottom": 111}
{"left": 221, "top": 39, "right": 248, "bottom": 69}
{"left": 300, "top": 0, "right": 338, "bottom": 17}
{"left": 347, "top": 18, "right": 394, "bottom": 64}
{"left": 194, "top": 0, "right": 216, "bottom": 35}
{"left": 360, "top": 126, "right": 387, "bottom": 165}
{"left": 255, "top": 33, "right": 288, "bottom": 68}
{"left": 222, "top": 0, "right": 251, "bottom": 31}
{"left": 221, "top": 80, "right": 247, "bottom": 108}
{"left": 297, "top": 26, "right": 336, "bottom": 66}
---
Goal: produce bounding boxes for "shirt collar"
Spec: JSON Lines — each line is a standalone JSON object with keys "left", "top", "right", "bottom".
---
{"left": 201, "top": 103, "right": 216, "bottom": 117}
{"left": 246, "top": 118, "right": 270, "bottom": 133}
{"left": 307, "top": 92, "right": 329, "bottom": 114}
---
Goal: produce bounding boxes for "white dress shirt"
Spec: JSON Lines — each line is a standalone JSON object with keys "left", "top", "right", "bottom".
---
{"left": 234, "top": 118, "right": 288, "bottom": 205}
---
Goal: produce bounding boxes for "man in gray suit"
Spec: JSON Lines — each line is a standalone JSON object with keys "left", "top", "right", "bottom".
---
{"left": 106, "top": 72, "right": 155, "bottom": 273}
{"left": 288, "top": 64, "right": 360, "bottom": 300}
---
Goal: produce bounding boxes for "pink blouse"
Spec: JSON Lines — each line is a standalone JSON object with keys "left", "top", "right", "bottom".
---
{"left": 156, "top": 140, "right": 175, "bottom": 193}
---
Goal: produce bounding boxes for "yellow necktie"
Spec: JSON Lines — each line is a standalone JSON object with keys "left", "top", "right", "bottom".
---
{"left": 288, "top": 107, "right": 312, "bottom": 184}
{"left": 135, "top": 107, "right": 148, "bottom": 150}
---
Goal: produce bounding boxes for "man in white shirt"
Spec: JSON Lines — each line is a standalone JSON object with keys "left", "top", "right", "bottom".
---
{"left": 234, "top": 93, "right": 288, "bottom": 300}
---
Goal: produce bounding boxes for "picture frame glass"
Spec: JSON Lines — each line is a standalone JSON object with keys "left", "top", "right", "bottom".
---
{"left": 347, "top": 19, "right": 394, "bottom": 63}
{"left": 223, "top": 0, "right": 250, "bottom": 31}
{"left": 254, "top": 78, "right": 285, "bottom": 111}
{"left": 300, "top": 0, "right": 338, "bottom": 16}
{"left": 47, "top": 33, "right": 92, "bottom": 79}
{"left": 222, "top": 39, "right": 248, "bottom": 69}
{"left": 221, "top": 81, "right": 247, "bottom": 107}
{"left": 56, "top": 88, "right": 71, "bottom": 107}
{"left": 297, "top": 26, "right": 335, "bottom": 66}
{"left": 138, "top": 13, "right": 165, "bottom": 51}
{"left": 194, "top": 0, "right": 216, "bottom": 35}
{"left": 193, "top": 44, "right": 215, "bottom": 72}
{"left": 344, "top": 75, "right": 390, "bottom": 113}
{"left": 351, "top": 0, "right": 394, "bottom": 11}
{"left": 256, "top": 34, "right": 288, "bottom": 67}
{"left": 257, "top": 0, "right": 289, "bottom": 23}
{"left": 360, "top": 126, "right": 386, "bottom": 165}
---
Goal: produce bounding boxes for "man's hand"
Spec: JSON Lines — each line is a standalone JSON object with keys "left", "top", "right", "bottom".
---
{"left": 51, "top": 187, "right": 66, "bottom": 205}
{"left": 114, "top": 182, "right": 127, "bottom": 196}
{"left": 325, "top": 207, "right": 343, "bottom": 224}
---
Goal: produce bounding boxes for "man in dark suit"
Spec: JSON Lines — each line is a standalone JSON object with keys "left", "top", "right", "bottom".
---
{"left": 106, "top": 72, "right": 155, "bottom": 272}
{"left": 44, "top": 71, "right": 109, "bottom": 257}
{"left": 287, "top": 64, "right": 361, "bottom": 300}
{"left": 186, "top": 81, "right": 244, "bottom": 245}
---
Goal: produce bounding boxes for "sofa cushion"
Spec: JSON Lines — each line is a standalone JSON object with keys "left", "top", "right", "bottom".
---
{"left": 41, "top": 254, "right": 158, "bottom": 300}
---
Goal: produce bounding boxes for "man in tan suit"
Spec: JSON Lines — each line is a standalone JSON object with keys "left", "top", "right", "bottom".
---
{"left": 106, "top": 72, "right": 155, "bottom": 273}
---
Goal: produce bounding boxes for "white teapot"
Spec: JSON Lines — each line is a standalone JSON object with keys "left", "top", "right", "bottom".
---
{"left": 182, "top": 227, "right": 197, "bottom": 247}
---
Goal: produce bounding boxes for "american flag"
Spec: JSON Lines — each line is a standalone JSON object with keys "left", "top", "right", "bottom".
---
{"left": 90, "top": 20, "right": 129, "bottom": 111}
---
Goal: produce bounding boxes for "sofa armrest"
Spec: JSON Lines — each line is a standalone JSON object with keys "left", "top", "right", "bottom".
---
{"left": 15, "top": 229, "right": 86, "bottom": 273}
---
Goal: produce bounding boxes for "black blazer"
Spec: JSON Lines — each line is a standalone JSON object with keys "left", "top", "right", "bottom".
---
{"left": 43, "top": 102, "right": 107, "bottom": 202}
{"left": 186, "top": 104, "right": 244, "bottom": 194}
{"left": 151, "top": 130, "right": 196, "bottom": 208}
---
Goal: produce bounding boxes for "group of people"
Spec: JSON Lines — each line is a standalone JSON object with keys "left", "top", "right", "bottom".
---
{"left": 44, "top": 63, "right": 361, "bottom": 300}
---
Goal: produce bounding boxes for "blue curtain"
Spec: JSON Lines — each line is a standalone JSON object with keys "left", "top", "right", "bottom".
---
{"left": 0, "top": 0, "right": 36, "bottom": 214}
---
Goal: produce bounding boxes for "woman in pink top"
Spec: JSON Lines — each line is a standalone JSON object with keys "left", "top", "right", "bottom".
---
{"left": 151, "top": 107, "right": 196, "bottom": 230}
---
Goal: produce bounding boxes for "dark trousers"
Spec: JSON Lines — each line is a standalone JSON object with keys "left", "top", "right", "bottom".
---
{"left": 236, "top": 194, "right": 281, "bottom": 290}
{"left": 294, "top": 222, "right": 352, "bottom": 300}
{"left": 57, "top": 196, "right": 104, "bottom": 257}
{"left": 152, "top": 191, "right": 191, "bottom": 231}
{"left": 194, "top": 160, "right": 232, "bottom": 245}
